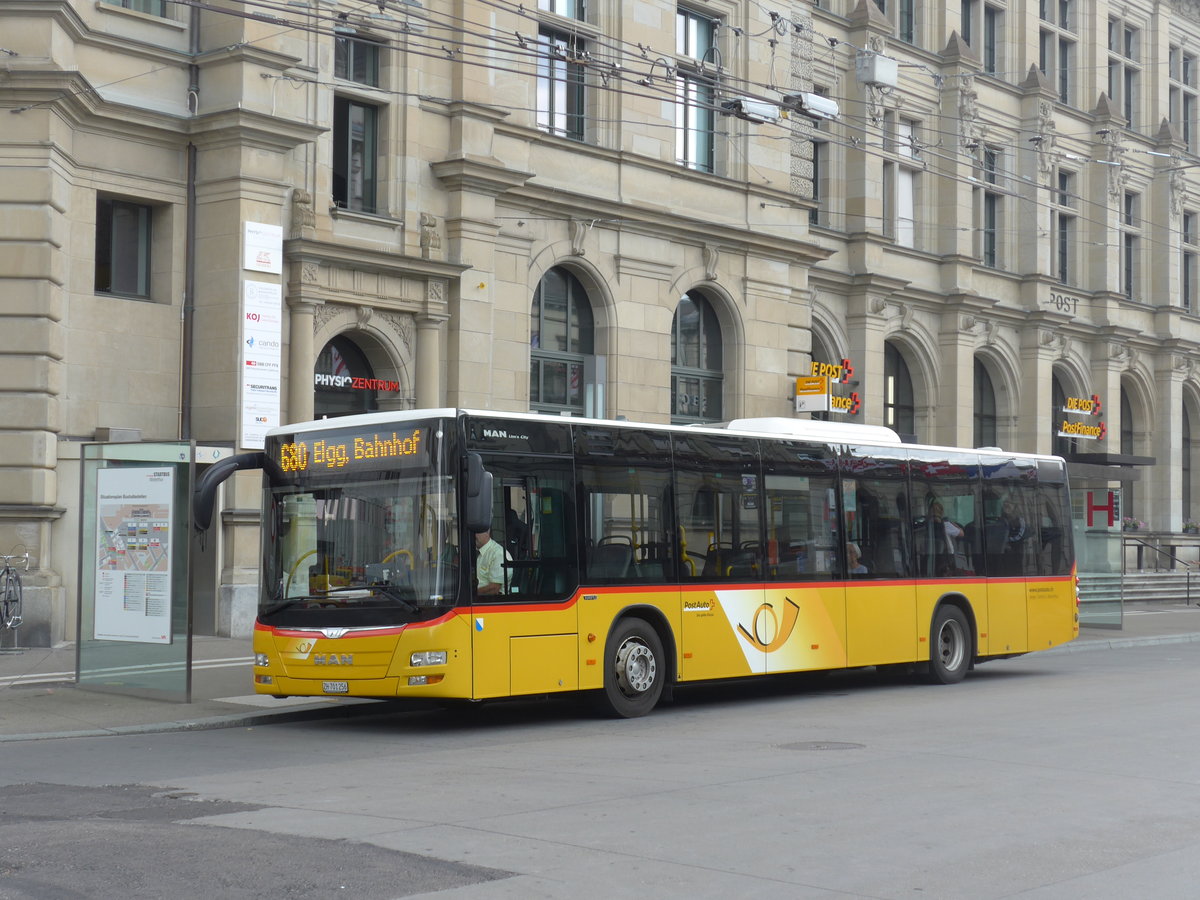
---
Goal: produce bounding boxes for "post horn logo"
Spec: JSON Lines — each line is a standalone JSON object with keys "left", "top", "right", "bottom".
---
{"left": 737, "top": 597, "right": 801, "bottom": 652}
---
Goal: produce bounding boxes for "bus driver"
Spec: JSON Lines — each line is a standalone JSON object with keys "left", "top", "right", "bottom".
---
{"left": 474, "top": 528, "right": 511, "bottom": 595}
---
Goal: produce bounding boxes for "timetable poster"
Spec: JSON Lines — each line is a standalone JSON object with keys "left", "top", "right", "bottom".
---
{"left": 93, "top": 467, "right": 174, "bottom": 644}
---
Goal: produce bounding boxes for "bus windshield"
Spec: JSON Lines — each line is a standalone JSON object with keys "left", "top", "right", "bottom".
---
{"left": 260, "top": 422, "right": 460, "bottom": 628}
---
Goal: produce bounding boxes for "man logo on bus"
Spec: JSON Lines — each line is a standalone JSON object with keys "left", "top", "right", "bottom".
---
{"left": 737, "top": 598, "right": 801, "bottom": 653}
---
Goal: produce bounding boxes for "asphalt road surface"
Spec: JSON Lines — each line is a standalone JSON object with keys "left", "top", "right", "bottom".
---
{"left": 3, "top": 643, "right": 1200, "bottom": 899}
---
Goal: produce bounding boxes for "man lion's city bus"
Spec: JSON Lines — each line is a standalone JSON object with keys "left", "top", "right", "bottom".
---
{"left": 194, "top": 409, "right": 1078, "bottom": 717}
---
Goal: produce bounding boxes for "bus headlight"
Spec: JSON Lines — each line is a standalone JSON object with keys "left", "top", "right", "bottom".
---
{"left": 254, "top": 653, "right": 270, "bottom": 667}
{"left": 410, "top": 650, "right": 447, "bottom": 667}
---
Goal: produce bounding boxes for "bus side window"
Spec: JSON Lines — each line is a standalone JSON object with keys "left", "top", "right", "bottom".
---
{"left": 760, "top": 439, "right": 837, "bottom": 582}
{"left": 576, "top": 425, "right": 674, "bottom": 585}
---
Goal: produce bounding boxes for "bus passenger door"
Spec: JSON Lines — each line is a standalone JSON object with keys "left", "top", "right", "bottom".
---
{"left": 471, "top": 468, "right": 580, "bottom": 700}
{"left": 841, "top": 460, "right": 918, "bottom": 667}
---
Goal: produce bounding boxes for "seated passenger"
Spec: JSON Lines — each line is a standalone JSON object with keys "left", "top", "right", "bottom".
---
{"left": 847, "top": 541, "right": 867, "bottom": 575}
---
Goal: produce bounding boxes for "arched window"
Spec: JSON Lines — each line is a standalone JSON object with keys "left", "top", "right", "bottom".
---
{"left": 530, "top": 267, "right": 594, "bottom": 415}
{"left": 1051, "top": 374, "right": 1075, "bottom": 458}
{"left": 671, "top": 291, "right": 723, "bottom": 423}
{"left": 974, "top": 357, "right": 997, "bottom": 447}
{"left": 1121, "top": 387, "right": 1136, "bottom": 515}
{"left": 314, "top": 335, "right": 378, "bottom": 418}
{"left": 884, "top": 342, "right": 915, "bottom": 439}
{"left": 810, "top": 333, "right": 833, "bottom": 422}
{"left": 1185, "top": 404, "right": 1193, "bottom": 523}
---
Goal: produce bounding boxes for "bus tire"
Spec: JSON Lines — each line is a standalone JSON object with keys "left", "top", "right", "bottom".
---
{"left": 928, "top": 605, "right": 971, "bottom": 685}
{"left": 600, "top": 617, "right": 665, "bottom": 718}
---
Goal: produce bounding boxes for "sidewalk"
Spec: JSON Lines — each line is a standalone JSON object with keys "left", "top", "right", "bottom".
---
{"left": 3, "top": 601, "right": 1199, "bottom": 742}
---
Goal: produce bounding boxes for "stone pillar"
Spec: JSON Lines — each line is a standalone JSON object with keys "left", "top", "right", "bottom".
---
{"left": 936, "top": 309, "right": 979, "bottom": 448}
{"left": 415, "top": 312, "right": 447, "bottom": 408}
{"left": 1148, "top": 355, "right": 1187, "bottom": 531}
{"left": 287, "top": 298, "right": 318, "bottom": 424}
{"left": 1017, "top": 323, "right": 1064, "bottom": 454}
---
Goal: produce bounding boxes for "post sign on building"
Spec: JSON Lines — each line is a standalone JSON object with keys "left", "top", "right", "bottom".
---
{"left": 802, "top": 358, "right": 860, "bottom": 416}
{"left": 1056, "top": 393, "right": 1106, "bottom": 441}
{"left": 794, "top": 375, "right": 830, "bottom": 413}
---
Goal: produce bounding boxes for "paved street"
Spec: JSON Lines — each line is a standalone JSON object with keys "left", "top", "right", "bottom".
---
{"left": 3, "top": 638, "right": 1200, "bottom": 899}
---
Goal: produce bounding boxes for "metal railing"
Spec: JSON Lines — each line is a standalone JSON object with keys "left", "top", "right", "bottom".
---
{"left": 1121, "top": 535, "right": 1195, "bottom": 606}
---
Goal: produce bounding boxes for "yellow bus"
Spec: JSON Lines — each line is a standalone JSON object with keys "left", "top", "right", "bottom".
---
{"left": 195, "top": 409, "right": 1078, "bottom": 717}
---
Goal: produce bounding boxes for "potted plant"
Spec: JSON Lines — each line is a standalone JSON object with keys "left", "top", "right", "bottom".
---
{"left": 1184, "top": 520, "right": 1200, "bottom": 535}
{"left": 1122, "top": 517, "right": 1147, "bottom": 532}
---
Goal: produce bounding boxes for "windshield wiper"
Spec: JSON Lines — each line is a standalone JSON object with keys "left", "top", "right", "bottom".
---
{"left": 262, "top": 585, "right": 420, "bottom": 616}
{"left": 361, "top": 583, "right": 420, "bottom": 613}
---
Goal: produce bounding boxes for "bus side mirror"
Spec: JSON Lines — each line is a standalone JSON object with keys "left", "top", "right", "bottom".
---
{"left": 465, "top": 453, "right": 493, "bottom": 533}
{"left": 194, "top": 451, "right": 265, "bottom": 532}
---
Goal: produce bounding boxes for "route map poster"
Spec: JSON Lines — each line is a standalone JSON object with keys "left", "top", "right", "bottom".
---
{"left": 93, "top": 467, "right": 174, "bottom": 644}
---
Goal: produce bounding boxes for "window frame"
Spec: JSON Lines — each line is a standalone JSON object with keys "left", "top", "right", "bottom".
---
{"left": 671, "top": 290, "right": 724, "bottom": 424}
{"left": 334, "top": 35, "right": 384, "bottom": 87}
{"left": 530, "top": 267, "right": 596, "bottom": 415}
{"left": 1038, "top": 0, "right": 1076, "bottom": 106}
{"left": 1107, "top": 16, "right": 1141, "bottom": 127}
{"left": 332, "top": 95, "right": 381, "bottom": 214}
{"left": 95, "top": 195, "right": 154, "bottom": 300}
{"left": 536, "top": 27, "right": 588, "bottom": 141}
{"left": 674, "top": 7, "right": 718, "bottom": 174}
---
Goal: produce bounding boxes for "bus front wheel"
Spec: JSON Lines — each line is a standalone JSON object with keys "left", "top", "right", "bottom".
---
{"left": 600, "top": 618, "right": 665, "bottom": 718}
{"left": 928, "top": 605, "right": 971, "bottom": 685}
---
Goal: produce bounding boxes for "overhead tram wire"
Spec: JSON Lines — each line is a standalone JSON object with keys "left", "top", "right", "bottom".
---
{"left": 37, "top": 0, "right": 1200, "bottom": 257}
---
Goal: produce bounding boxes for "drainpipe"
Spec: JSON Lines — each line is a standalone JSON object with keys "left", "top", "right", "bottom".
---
{"left": 181, "top": 5, "right": 200, "bottom": 439}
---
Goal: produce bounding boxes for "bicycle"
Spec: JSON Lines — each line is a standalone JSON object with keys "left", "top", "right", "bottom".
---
{"left": 1, "top": 551, "right": 28, "bottom": 631}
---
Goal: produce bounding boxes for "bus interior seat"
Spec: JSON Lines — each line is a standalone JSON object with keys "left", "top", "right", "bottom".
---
{"left": 588, "top": 542, "right": 632, "bottom": 580}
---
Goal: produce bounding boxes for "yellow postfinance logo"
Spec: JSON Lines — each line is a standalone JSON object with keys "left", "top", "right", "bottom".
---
{"left": 737, "top": 598, "right": 801, "bottom": 653}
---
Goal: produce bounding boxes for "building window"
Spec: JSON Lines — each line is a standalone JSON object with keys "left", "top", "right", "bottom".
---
{"left": 335, "top": 36, "right": 382, "bottom": 87}
{"left": 538, "top": 0, "right": 585, "bottom": 18}
{"left": 1053, "top": 169, "right": 1076, "bottom": 285}
{"left": 103, "top": 0, "right": 168, "bottom": 16}
{"left": 95, "top": 196, "right": 152, "bottom": 299}
{"left": 671, "top": 291, "right": 723, "bottom": 423}
{"left": 675, "top": 8, "right": 716, "bottom": 173}
{"left": 333, "top": 97, "right": 378, "bottom": 213}
{"left": 1039, "top": 0, "right": 1075, "bottom": 105}
{"left": 893, "top": 119, "right": 920, "bottom": 248}
{"left": 884, "top": 342, "right": 915, "bottom": 439}
{"left": 973, "top": 357, "right": 998, "bottom": 448}
{"left": 1051, "top": 374, "right": 1075, "bottom": 457}
{"left": 537, "top": 29, "right": 586, "bottom": 141}
{"left": 1184, "top": 212, "right": 1197, "bottom": 312}
{"left": 530, "top": 267, "right": 595, "bottom": 415}
{"left": 876, "top": 0, "right": 916, "bottom": 44}
{"left": 1108, "top": 17, "right": 1140, "bottom": 127}
{"left": 978, "top": 147, "right": 1002, "bottom": 268}
{"left": 1170, "top": 46, "right": 1196, "bottom": 152}
{"left": 1121, "top": 191, "right": 1140, "bottom": 300}
{"left": 982, "top": 4, "right": 1002, "bottom": 75}
{"left": 810, "top": 138, "right": 828, "bottom": 226}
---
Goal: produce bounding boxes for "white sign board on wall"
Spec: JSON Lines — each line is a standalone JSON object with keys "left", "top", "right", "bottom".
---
{"left": 243, "top": 221, "right": 283, "bottom": 275}
{"left": 240, "top": 280, "right": 283, "bottom": 449}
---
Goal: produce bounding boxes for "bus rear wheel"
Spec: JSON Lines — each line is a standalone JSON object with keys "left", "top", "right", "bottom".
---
{"left": 928, "top": 605, "right": 971, "bottom": 684}
{"left": 600, "top": 618, "right": 665, "bottom": 718}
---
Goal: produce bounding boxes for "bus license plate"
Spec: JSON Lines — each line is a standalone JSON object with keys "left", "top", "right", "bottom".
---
{"left": 322, "top": 681, "right": 349, "bottom": 694}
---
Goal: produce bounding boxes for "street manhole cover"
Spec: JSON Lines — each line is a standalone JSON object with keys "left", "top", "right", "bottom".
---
{"left": 777, "top": 741, "right": 865, "bottom": 751}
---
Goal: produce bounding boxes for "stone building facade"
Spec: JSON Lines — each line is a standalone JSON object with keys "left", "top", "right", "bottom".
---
{"left": 2, "top": 0, "right": 1199, "bottom": 645}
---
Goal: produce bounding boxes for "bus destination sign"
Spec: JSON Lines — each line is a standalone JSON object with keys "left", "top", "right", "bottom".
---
{"left": 277, "top": 428, "right": 427, "bottom": 472}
